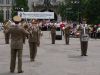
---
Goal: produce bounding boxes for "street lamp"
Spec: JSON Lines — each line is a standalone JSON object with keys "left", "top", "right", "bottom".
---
{"left": 10, "top": 1, "right": 12, "bottom": 20}
{"left": 14, "top": 7, "right": 24, "bottom": 16}
{"left": 71, "top": 0, "right": 79, "bottom": 4}
{"left": 70, "top": 0, "right": 80, "bottom": 24}
{"left": 14, "top": 7, "right": 23, "bottom": 11}
{"left": 21, "top": 8, "right": 24, "bottom": 11}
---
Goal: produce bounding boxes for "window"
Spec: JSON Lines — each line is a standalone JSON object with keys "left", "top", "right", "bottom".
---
{"left": 6, "top": 0, "right": 10, "bottom": 4}
{"left": 0, "top": 10, "right": 4, "bottom": 22}
{"left": 6, "top": 10, "right": 9, "bottom": 20}
{"left": 12, "top": 0, "right": 16, "bottom": 5}
{"left": 52, "top": 0, "right": 56, "bottom": 2}
{"left": 39, "top": 0, "right": 43, "bottom": 2}
{"left": 0, "top": 0, "right": 4, "bottom": 4}
{"left": 51, "top": 0, "right": 56, "bottom": 4}
{"left": 44, "top": 0, "right": 51, "bottom": 4}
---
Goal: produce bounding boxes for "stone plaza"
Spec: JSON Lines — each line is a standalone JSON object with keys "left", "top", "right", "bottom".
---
{"left": 0, "top": 31, "right": 100, "bottom": 75}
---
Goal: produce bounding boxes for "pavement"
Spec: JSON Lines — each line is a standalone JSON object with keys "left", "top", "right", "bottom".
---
{"left": 0, "top": 31, "right": 100, "bottom": 75}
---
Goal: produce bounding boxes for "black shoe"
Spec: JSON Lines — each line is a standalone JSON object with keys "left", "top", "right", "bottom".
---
{"left": 81, "top": 55, "right": 84, "bottom": 56}
{"left": 30, "top": 59, "right": 35, "bottom": 62}
{"left": 10, "top": 71, "right": 14, "bottom": 73}
{"left": 52, "top": 43, "right": 55, "bottom": 44}
{"left": 18, "top": 71, "right": 24, "bottom": 73}
{"left": 84, "top": 55, "right": 88, "bottom": 56}
{"left": 6, "top": 42, "right": 9, "bottom": 44}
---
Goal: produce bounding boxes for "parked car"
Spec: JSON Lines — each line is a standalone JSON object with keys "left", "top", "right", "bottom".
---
{"left": 56, "top": 27, "right": 62, "bottom": 40}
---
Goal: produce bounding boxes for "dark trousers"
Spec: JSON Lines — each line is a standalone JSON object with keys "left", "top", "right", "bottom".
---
{"left": 37, "top": 40, "right": 40, "bottom": 47}
{"left": 23, "top": 37, "right": 25, "bottom": 44}
{"left": 10, "top": 49, "right": 22, "bottom": 72}
{"left": 51, "top": 33, "right": 56, "bottom": 44}
{"left": 81, "top": 41, "right": 88, "bottom": 56}
{"left": 5, "top": 34, "right": 9, "bottom": 44}
{"left": 65, "top": 34, "right": 70, "bottom": 44}
{"left": 92, "top": 32, "right": 97, "bottom": 39}
{"left": 29, "top": 42, "right": 37, "bottom": 61}
{"left": 61, "top": 30, "right": 64, "bottom": 35}
{"left": 23, "top": 35, "right": 28, "bottom": 44}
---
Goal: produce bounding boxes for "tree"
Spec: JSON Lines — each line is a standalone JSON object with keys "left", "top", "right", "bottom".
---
{"left": 85, "top": 0, "right": 100, "bottom": 24}
{"left": 58, "top": 2, "right": 67, "bottom": 21}
{"left": 12, "top": 0, "right": 29, "bottom": 17}
{"left": 0, "top": 10, "right": 4, "bottom": 22}
{"left": 69, "top": 0, "right": 80, "bottom": 22}
{"left": 58, "top": 0, "right": 81, "bottom": 22}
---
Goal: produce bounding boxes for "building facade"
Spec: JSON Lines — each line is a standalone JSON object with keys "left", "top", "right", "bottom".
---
{"left": 28, "top": 0, "right": 64, "bottom": 21}
{"left": 0, "top": 0, "right": 64, "bottom": 21}
{"left": 0, "top": 0, "right": 13, "bottom": 21}
{"left": 28, "top": 0, "right": 64, "bottom": 11}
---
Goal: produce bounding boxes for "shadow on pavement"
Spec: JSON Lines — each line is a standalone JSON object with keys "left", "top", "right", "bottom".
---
{"left": 0, "top": 72, "right": 16, "bottom": 75}
{"left": 68, "top": 55, "right": 88, "bottom": 62}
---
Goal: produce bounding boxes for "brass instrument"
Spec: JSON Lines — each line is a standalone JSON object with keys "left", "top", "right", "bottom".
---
{"left": 3, "top": 20, "right": 11, "bottom": 30}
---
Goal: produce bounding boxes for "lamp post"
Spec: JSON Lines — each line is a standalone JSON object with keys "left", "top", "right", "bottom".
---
{"left": 10, "top": 1, "right": 12, "bottom": 20}
{"left": 14, "top": 7, "right": 24, "bottom": 15}
{"left": 66, "top": 7, "right": 73, "bottom": 21}
{"left": 21, "top": 8, "right": 24, "bottom": 12}
{"left": 71, "top": 0, "right": 80, "bottom": 24}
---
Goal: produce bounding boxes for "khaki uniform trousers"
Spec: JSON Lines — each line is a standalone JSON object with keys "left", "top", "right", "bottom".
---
{"left": 10, "top": 49, "right": 22, "bottom": 72}
{"left": 29, "top": 42, "right": 37, "bottom": 61}
{"left": 81, "top": 41, "right": 88, "bottom": 56}
{"left": 65, "top": 34, "right": 70, "bottom": 45}
{"left": 23, "top": 36, "right": 26, "bottom": 44}
{"left": 5, "top": 33, "right": 9, "bottom": 44}
{"left": 51, "top": 33, "right": 56, "bottom": 44}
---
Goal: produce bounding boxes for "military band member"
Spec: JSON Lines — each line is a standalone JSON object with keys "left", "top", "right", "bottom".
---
{"left": 36, "top": 20, "right": 42, "bottom": 47}
{"left": 3, "top": 20, "right": 10, "bottom": 44}
{"left": 28, "top": 19, "right": 39, "bottom": 61}
{"left": 80, "top": 20, "right": 89, "bottom": 56}
{"left": 20, "top": 20, "right": 29, "bottom": 44}
{"left": 37, "top": 26, "right": 42, "bottom": 47}
{"left": 23, "top": 22, "right": 29, "bottom": 43}
{"left": 64, "top": 24, "right": 71, "bottom": 45}
{"left": 6, "top": 16, "right": 29, "bottom": 73}
{"left": 50, "top": 24, "right": 56, "bottom": 44}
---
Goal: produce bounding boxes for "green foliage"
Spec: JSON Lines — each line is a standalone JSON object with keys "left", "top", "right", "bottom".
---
{"left": 12, "top": 0, "right": 29, "bottom": 17}
{"left": 56, "top": 0, "right": 100, "bottom": 24}
{"left": 70, "top": 1, "right": 80, "bottom": 21}
{"left": 58, "top": 0, "right": 81, "bottom": 22}
{"left": 85, "top": 0, "right": 100, "bottom": 24}
{"left": 0, "top": 10, "right": 4, "bottom": 22}
{"left": 15, "top": 0, "right": 29, "bottom": 11}
{"left": 58, "top": 2, "right": 67, "bottom": 21}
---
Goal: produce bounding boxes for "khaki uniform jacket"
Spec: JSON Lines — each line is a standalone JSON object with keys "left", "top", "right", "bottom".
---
{"left": 64, "top": 26, "right": 71, "bottom": 35}
{"left": 28, "top": 26, "right": 39, "bottom": 43}
{"left": 7, "top": 25, "right": 29, "bottom": 49}
{"left": 51, "top": 25, "right": 56, "bottom": 33}
{"left": 80, "top": 26, "right": 89, "bottom": 41}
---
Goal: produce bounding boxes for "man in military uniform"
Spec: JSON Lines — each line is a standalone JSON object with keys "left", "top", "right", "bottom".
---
{"left": 28, "top": 19, "right": 39, "bottom": 61}
{"left": 23, "top": 22, "right": 29, "bottom": 44}
{"left": 20, "top": 20, "right": 29, "bottom": 44}
{"left": 37, "top": 26, "right": 42, "bottom": 47}
{"left": 80, "top": 20, "right": 89, "bottom": 56}
{"left": 36, "top": 20, "right": 42, "bottom": 47}
{"left": 6, "top": 16, "right": 29, "bottom": 73}
{"left": 50, "top": 24, "right": 56, "bottom": 44}
{"left": 64, "top": 24, "right": 71, "bottom": 45}
{"left": 3, "top": 20, "right": 10, "bottom": 44}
